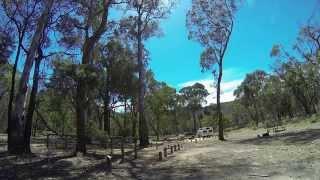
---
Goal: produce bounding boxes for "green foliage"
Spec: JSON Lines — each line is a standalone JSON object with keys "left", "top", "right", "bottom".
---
{"left": 179, "top": 83, "right": 209, "bottom": 111}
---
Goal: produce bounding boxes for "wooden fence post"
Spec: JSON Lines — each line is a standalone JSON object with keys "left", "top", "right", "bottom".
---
{"left": 174, "top": 145, "right": 177, "bottom": 152}
{"left": 106, "top": 155, "right": 112, "bottom": 172}
{"left": 110, "top": 137, "right": 113, "bottom": 156}
{"left": 46, "top": 134, "right": 49, "bottom": 149}
{"left": 178, "top": 144, "right": 180, "bottom": 151}
{"left": 164, "top": 147, "right": 167, "bottom": 157}
{"left": 170, "top": 146, "right": 173, "bottom": 154}
{"left": 158, "top": 151, "right": 163, "bottom": 161}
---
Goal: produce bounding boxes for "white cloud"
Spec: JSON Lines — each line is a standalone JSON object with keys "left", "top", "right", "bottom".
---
{"left": 178, "top": 78, "right": 243, "bottom": 105}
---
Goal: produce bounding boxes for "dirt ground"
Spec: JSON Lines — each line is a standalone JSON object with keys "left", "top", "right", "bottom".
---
{"left": 1, "top": 120, "right": 320, "bottom": 180}
{"left": 107, "top": 121, "right": 320, "bottom": 180}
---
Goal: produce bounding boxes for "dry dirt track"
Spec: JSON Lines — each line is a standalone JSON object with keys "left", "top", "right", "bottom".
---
{"left": 109, "top": 124, "right": 320, "bottom": 180}
{"left": 1, "top": 121, "right": 320, "bottom": 179}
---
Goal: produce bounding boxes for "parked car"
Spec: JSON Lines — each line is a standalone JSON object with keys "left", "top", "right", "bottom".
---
{"left": 196, "top": 127, "right": 214, "bottom": 138}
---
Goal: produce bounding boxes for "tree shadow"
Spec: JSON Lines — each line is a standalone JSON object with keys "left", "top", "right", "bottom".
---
{"left": 237, "top": 129, "right": 320, "bottom": 145}
{"left": 0, "top": 153, "right": 75, "bottom": 179}
{"left": 108, "top": 157, "right": 269, "bottom": 180}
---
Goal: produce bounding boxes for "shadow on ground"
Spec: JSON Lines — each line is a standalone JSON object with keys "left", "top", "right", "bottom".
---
{"left": 237, "top": 128, "right": 320, "bottom": 145}
{"left": 0, "top": 149, "right": 138, "bottom": 179}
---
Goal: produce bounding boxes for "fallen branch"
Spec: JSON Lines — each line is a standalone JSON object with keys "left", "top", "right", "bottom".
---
{"left": 248, "top": 174, "right": 269, "bottom": 178}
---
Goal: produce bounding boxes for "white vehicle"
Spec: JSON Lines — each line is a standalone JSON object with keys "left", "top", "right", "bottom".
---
{"left": 196, "top": 127, "right": 214, "bottom": 138}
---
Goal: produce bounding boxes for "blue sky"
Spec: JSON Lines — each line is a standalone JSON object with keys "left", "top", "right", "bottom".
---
{"left": 145, "top": 0, "right": 320, "bottom": 104}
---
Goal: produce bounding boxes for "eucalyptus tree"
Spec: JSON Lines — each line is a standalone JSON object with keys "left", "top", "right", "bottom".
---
{"left": 1, "top": 0, "right": 45, "bottom": 154}
{"left": 281, "top": 61, "right": 319, "bottom": 115}
{"left": 187, "top": 0, "right": 238, "bottom": 140}
{"left": 146, "top": 80, "right": 176, "bottom": 140}
{"left": 0, "top": 30, "right": 14, "bottom": 104}
{"left": 294, "top": 25, "right": 320, "bottom": 65}
{"left": 263, "top": 75, "right": 296, "bottom": 121}
{"left": 57, "top": 0, "right": 123, "bottom": 153}
{"left": 234, "top": 70, "right": 267, "bottom": 127}
{"left": 179, "top": 83, "right": 209, "bottom": 133}
{"left": 0, "top": 30, "right": 14, "bottom": 65}
{"left": 270, "top": 24, "right": 320, "bottom": 116}
{"left": 98, "top": 38, "right": 137, "bottom": 135}
{"left": 2, "top": 1, "right": 41, "bottom": 134}
{"left": 120, "top": 0, "right": 174, "bottom": 146}
{"left": 7, "top": 0, "right": 57, "bottom": 154}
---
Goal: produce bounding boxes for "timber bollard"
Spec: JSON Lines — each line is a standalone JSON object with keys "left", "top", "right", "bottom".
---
{"left": 159, "top": 151, "right": 163, "bottom": 161}
{"left": 164, "top": 147, "right": 167, "bottom": 157}
{"left": 106, "top": 155, "right": 112, "bottom": 172}
{"left": 174, "top": 145, "right": 177, "bottom": 152}
{"left": 121, "top": 137, "right": 125, "bottom": 163}
{"left": 170, "top": 146, "right": 173, "bottom": 154}
{"left": 46, "top": 134, "right": 49, "bottom": 149}
{"left": 178, "top": 144, "right": 180, "bottom": 151}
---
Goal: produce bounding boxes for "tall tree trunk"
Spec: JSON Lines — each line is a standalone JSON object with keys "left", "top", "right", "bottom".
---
{"left": 137, "top": 13, "right": 149, "bottom": 147}
{"left": 75, "top": 1, "right": 110, "bottom": 154}
{"left": 103, "top": 74, "right": 111, "bottom": 134}
{"left": 198, "top": 115, "right": 202, "bottom": 129}
{"left": 97, "top": 106, "right": 103, "bottom": 130}
{"left": 131, "top": 100, "right": 137, "bottom": 138}
{"left": 253, "top": 102, "right": 259, "bottom": 127}
{"left": 217, "top": 63, "right": 225, "bottom": 141}
{"left": 156, "top": 114, "right": 160, "bottom": 141}
{"left": 24, "top": 56, "right": 41, "bottom": 153}
{"left": 75, "top": 81, "right": 87, "bottom": 153}
{"left": 174, "top": 105, "right": 179, "bottom": 135}
{"left": 123, "top": 98, "right": 128, "bottom": 136}
{"left": 192, "top": 111, "right": 197, "bottom": 133}
{"left": 8, "top": 0, "right": 53, "bottom": 154}
{"left": 7, "top": 36, "right": 23, "bottom": 149}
